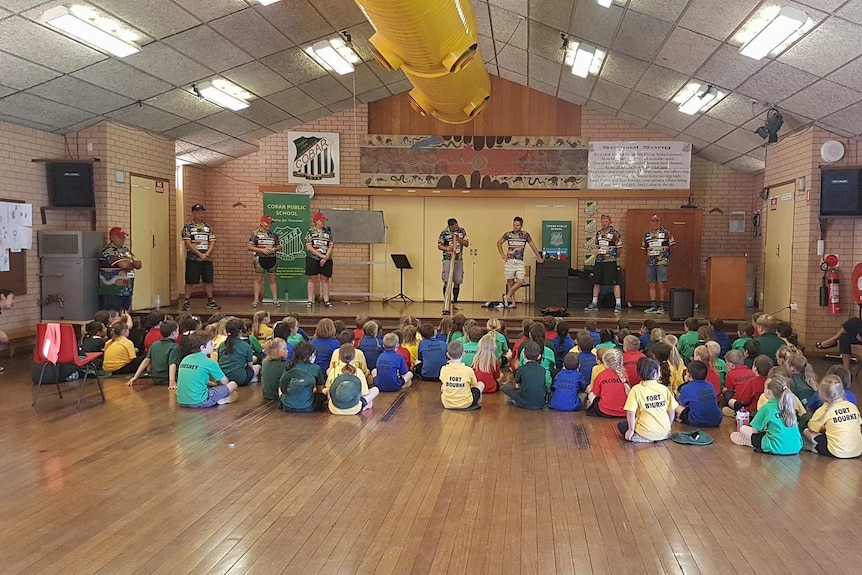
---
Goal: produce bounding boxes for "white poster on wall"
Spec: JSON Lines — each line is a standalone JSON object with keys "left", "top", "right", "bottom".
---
{"left": 288, "top": 131, "right": 341, "bottom": 185}
{"left": 588, "top": 141, "right": 691, "bottom": 190}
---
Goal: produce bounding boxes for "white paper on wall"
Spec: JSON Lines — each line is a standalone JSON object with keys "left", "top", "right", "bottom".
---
{"left": 0, "top": 248, "right": 9, "bottom": 272}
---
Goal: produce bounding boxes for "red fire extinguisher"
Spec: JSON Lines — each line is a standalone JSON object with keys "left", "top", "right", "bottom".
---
{"left": 824, "top": 254, "right": 840, "bottom": 315}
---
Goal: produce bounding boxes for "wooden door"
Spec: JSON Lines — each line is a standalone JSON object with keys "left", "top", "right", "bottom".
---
{"left": 624, "top": 209, "right": 703, "bottom": 305}
{"left": 130, "top": 175, "right": 171, "bottom": 311}
{"left": 763, "top": 183, "right": 795, "bottom": 322}
{"left": 371, "top": 196, "right": 426, "bottom": 301}
{"left": 463, "top": 201, "right": 528, "bottom": 302}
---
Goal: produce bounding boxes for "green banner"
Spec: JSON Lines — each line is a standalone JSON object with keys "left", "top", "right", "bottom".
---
{"left": 264, "top": 193, "right": 310, "bottom": 301}
{"left": 541, "top": 220, "right": 572, "bottom": 262}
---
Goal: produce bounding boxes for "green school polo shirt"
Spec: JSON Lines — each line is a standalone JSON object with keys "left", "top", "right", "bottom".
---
{"left": 146, "top": 338, "right": 180, "bottom": 384}
{"left": 261, "top": 358, "right": 286, "bottom": 400}
{"left": 217, "top": 338, "right": 254, "bottom": 383}
{"left": 177, "top": 352, "right": 226, "bottom": 405}
{"left": 750, "top": 397, "right": 802, "bottom": 455}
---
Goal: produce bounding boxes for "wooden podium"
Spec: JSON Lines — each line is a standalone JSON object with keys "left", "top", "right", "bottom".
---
{"left": 706, "top": 256, "right": 747, "bottom": 319}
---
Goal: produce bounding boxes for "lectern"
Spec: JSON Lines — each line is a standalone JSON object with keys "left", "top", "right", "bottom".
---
{"left": 706, "top": 256, "right": 746, "bottom": 319}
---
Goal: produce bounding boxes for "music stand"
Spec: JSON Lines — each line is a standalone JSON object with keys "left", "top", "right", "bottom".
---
{"left": 383, "top": 254, "right": 414, "bottom": 303}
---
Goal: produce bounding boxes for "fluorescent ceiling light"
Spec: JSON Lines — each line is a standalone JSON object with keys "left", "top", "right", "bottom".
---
{"left": 258, "top": 0, "right": 281, "bottom": 5}
{"left": 196, "top": 79, "right": 251, "bottom": 111}
{"left": 564, "top": 41, "right": 605, "bottom": 78}
{"left": 596, "top": 0, "right": 614, "bottom": 7}
{"left": 305, "top": 37, "right": 360, "bottom": 75}
{"left": 674, "top": 83, "right": 724, "bottom": 115}
{"left": 42, "top": 5, "right": 140, "bottom": 57}
{"left": 739, "top": 6, "right": 808, "bottom": 60}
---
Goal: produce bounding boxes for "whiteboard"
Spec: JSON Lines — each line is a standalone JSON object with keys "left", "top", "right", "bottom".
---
{"left": 320, "top": 209, "right": 386, "bottom": 244}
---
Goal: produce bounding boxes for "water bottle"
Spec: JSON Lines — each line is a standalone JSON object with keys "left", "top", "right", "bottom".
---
{"left": 283, "top": 289, "right": 289, "bottom": 304}
{"left": 735, "top": 407, "right": 749, "bottom": 432}
{"left": 154, "top": 294, "right": 161, "bottom": 310}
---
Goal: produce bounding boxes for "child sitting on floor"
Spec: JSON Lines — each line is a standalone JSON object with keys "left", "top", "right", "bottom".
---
{"left": 358, "top": 320, "right": 384, "bottom": 369}
{"left": 731, "top": 370, "right": 802, "bottom": 455}
{"left": 807, "top": 365, "right": 856, "bottom": 412}
{"left": 502, "top": 341, "right": 547, "bottom": 410}
{"left": 472, "top": 333, "right": 501, "bottom": 394}
{"left": 462, "top": 326, "right": 483, "bottom": 367}
{"left": 416, "top": 324, "right": 447, "bottom": 380}
{"left": 440, "top": 341, "right": 483, "bottom": 410}
{"left": 326, "top": 344, "right": 378, "bottom": 414}
{"left": 261, "top": 338, "right": 288, "bottom": 401}
{"left": 176, "top": 330, "right": 238, "bottom": 408}
{"left": 618, "top": 358, "right": 678, "bottom": 443}
{"left": 675, "top": 360, "right": 722, "bottom": 427}
{"left": 785, "top": 352, "right": 817, "bottom": 405}
{"left": 280, "top": 342, "right": 326, "bottom": 412}
{"left": 401, "top": 325, "right": 419, "bottom": 367}
{"left": 722, "top": 351, "right": 767, "bottom": 416}
{"left": 218, "top": 318, "right": 261, "bottom": 386}
{"left": 142, "top": 311, "right": 167, "bottom": 354}
{"left": 252, "top": 310, "right": 274, "bottom": 343}
{"left": 373, "top": 333, "right": 413, "bottom": 392}
{"left": 179, "top": 315, "right": 202, "bottom": 359}
{"left": 549, "top": 353, "right": 585, "bottom": 412}
{"left": 126, "top": 320, "right": 181, "bottom": 388}
{"left": 550, "top": 321, "right": 575, "bottom": 369}
{"left": 693, "top": 345, "right": 721, "bottom": 397}
{"left": 586, "top": 347, "right": 629, "bottom": 418}
{"left": 803, "top": 374, "right": 862, "bottom": 458}
{"left": 732, "top": 321, "right": 754, "bottom": 351}
{"left": 103, "top": 320, "right": 145, "bottom": 375}
{"left": 331, "top": 329, "right": 369, "bottom": 379}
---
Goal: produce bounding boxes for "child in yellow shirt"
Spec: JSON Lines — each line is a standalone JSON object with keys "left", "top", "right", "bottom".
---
{"left": 103, "top": 321, "right": 144, "bottom": 374}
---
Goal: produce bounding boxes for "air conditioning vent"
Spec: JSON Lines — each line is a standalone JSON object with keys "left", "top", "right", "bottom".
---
{"left": 38, "top": 231, "right": 105, "bottom": 258}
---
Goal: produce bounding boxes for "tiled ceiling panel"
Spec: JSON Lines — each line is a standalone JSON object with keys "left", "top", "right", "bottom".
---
{"left": 0, "top": 51, "right": 61, "bottom": 90}
{"left": 124, "top": 42, "right": 212, "bottom": 87}
{"left": 198, "top": 110, "right": 261, "bottom": 136}
{"left": 696, "top": 44, "right": 767, "bottom": 90}
{"left": 237, "top": 99, "right": 291, "bottom": 127}
{"left": 0, "top": 92, "right": 93, "bottom": 129}
{"left": 628, "top": 0, "right": 688, "bottom": 22}
{"left": 678, "top": 0, "right": 760, "bottom": 42}
{"left": 164, "top": 25, "right": 254, "bottom": 73}
{"left": 655, "top": 28, "right": 720, "bottom": 76}
{"left": 311, "top": 0, "right": 368, "bottom": 30}
{"left": 146, "top": 89, "right": 222, "bottom": 121}
{"left": 737, "top": 61, "right": 818, "bottom": 103}
{"left": 780, "top": 80, "right": 861, "bottom": 120}
{"left": 636, "top": 65, "right": 688, "bottom": 100}
{"left": 612, "top": 11, "right": 673, "bottom": 60}
{"left": 778, "top": 17, "right": 862, "bottom": 77}
{"left": 599, "top": 52, "right": 649, "bottom": 89}
{"left": 0, "top": 16, "right": 106, "bottom": 73}
{"left": 259, "top": 0, "right": 334, "bottom": 45}
{"left": 90, "top": 0, "right": 200, "bottom": 39}
{"left": 529, "top": 0, "right": 574, "bottom": 30}
{"left": 260, "top": 47, "right": 327, "bottom": 86}
{"left": 209, "top": 8, "right": 293, "bottom": 59}
{"left": 570, "top": 1, "right": 624, "bottom": 47}
{"left": 72, "top": 59, "right": 173, "bottom": 100}
{"left": 27, "top": 76, "right": 133, "bottom": 115}
{"left": 107, "top": 103, "right": 188, "bottom": 132}
{"left": 173, "top": 0, "right": 247, "bottom": 21}
{"left": 222, "top": 61, "right": 292, "bottom": 97}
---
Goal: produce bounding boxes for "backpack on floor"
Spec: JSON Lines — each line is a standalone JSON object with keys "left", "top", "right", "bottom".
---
{"left": 540, "top": 306, "right": 569, "bottom": 317}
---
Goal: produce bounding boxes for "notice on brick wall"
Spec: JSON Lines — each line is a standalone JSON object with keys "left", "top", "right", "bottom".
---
{"left": 588, "top": 141, "right": 691, "bottom": 190}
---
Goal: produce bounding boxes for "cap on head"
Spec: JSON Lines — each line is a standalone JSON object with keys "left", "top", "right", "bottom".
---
{"left": 650, "top": 214, "right": 660, "bottom": 221}
{"left": 191, "top": 204, "right": 206, "bottom": 212}
{"left": 312, "top": 212, "right": 327, "bottom": 223}
{"left": 260, "top": 215, "right": 273, "bottom": 223}
{"left": 109, "top": 226, "right": 126, "bottom": 238}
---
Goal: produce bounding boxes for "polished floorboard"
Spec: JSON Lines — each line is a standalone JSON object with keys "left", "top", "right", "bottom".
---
{"left": 2, "top": 356, "right": 860, "bottom": 575}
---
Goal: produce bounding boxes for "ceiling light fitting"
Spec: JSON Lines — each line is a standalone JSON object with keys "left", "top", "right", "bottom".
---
{"left": 41, "top": 5, "right": 140, "bottom": 57}
{"left": 675, "top": 83, "right": 723, "bottom": 115}
{"left": 739, "top": 6, "right": 808, "bottom": 60}
{"left": 194, "top": 79, "right": 252, "bottom": 111}
{"left": 306, "top": 36, "right": 360, "bottom": 75}
{"left": 258, "top": 0, "right": 282, "bottom": 5}
{"left": 563, "top": 40, "right": 605, "bottom": 78}
{"left": 596, "top": 0, "right": 614, "bottom": 7}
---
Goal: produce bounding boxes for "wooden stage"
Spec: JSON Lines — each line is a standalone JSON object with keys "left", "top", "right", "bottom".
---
{"left": 2, "top": 355, "right": 860, "bottom": 574}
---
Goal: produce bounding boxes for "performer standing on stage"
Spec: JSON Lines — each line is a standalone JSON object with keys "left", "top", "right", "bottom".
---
{"left": 585, "top": 213, "right": 622, "bottom": 314}
{"left": 305, "top": 212, "right": 335, "bottom": 308}
{"left": 642, "top": 213, "right": 675, "bottom": 314}
{"left": 438, "top": 218, "right": 469, "bottom": 311}
{"left": 497, "top": 216, "right": 544, "bottom": 308}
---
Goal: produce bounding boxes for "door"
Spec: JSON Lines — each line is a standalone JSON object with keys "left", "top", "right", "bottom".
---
{"left": 624, "top": 209, "right": 703, "bottom": 305}
{"left": 130, "top": 175, "right": 171, "bottom": 311}
{"left": 763, "top": 183, "right": 795, "bottom": 322}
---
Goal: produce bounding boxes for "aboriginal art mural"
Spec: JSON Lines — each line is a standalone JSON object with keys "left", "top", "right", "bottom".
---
{"left": 360, "top": 135, "right": 588, "bottom": 189}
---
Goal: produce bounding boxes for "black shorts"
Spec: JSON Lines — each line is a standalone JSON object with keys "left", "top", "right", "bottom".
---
{"left": 185, "top": 259, "right": 214, "bottom": 285}
{"left": 593, "top": 261, "right": 619, "bottom": 285}
{"left": 305, "top": 256, "right": 333, "bottom": 277}
{"left": 470, "top": 387, "right": 481, "bottom": 407}
{"left": 585, "top": 397, "right": 617, "bottom": 418}
{"left": 813, "top": 434, "right": 836, "bottom": 457}
{"left": 678, "top": 406, "right": 690, "bottom": 425}
{"left": 751, "top": 432, "right": 764, "bottom": 452}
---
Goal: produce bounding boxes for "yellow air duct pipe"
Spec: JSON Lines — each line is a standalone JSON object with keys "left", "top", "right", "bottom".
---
{"left": 407, "top": 52, "right": 491, "bottom": 124}
{"left": 354, "top": 0, "right": 480, "bottom": 77}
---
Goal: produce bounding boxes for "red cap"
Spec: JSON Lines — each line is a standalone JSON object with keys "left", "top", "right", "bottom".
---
{"left": 312, "top": 212, "right": 327, "bottom": 223}
{"left": 650, "top": 214, "right": 660, "bottom": 221}
{"left": 109, "top": 226, "right": 126, "bottom": 238}
{"left": 260, "top": 215, "right": 273, "bottom": 223}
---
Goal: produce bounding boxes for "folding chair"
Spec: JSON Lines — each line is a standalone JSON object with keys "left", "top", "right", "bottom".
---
{"left": 32, "top": 323, "right": 105, "bottom": 409}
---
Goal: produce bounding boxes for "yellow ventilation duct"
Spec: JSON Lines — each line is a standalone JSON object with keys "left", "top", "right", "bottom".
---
{"left": 355, "top": 0, "right": 480, "bottom": 77}
{"left": 407, "top": 53, "right": 491, "bottom": 124}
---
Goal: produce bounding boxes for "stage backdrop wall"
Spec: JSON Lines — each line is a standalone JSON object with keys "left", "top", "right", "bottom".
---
{"left": 263, "top": 193, "right": 310, "bottom": 301}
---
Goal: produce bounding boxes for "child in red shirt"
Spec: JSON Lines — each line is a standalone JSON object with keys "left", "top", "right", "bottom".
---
{"left": 472, "top": 333, "right": 501, "bottom": 393}
{"left": 694, "top": 345, "right": 721, "bottom": 397}
{"left": 143, "top": 311, "right": 166, "bottom": 354}
{"left": 722, "top": 351, "right": 770, "bottom": 416}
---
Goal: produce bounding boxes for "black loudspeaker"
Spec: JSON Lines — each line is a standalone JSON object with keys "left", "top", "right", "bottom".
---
{"left": 669, "top": 288, "right": 694, "bottom": 321}
{"left": 820, "top": 169, "right": 862, "bottom": 216}
{"left": 47, "top": 162, "right": 95, "bottom": 207}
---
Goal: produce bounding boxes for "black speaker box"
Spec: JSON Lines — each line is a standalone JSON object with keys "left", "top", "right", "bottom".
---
{"left": 47, "top": 162, "right": 95, "bottom": 207}
{"left": 820, "top": 169, "right": 862, "bottom": 216}
{"left": 669, "top": 288, "right": 694, "bottom": 321}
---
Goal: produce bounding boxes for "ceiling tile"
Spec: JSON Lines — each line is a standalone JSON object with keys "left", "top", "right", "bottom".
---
{"left": 558, "top": 73, "right": 595, "bottom": 99}
{"left": 675, "top": 132, "right": 711, "bottom": 152}
{"left": 72, "top": 59, "right": 173, "bottom": 100}
{"left": 528, "top": 54, "right": 561, "bottom": 87}
{"left": 0, "top": 92, "right": 92, "bottom": 129}
{"left": 0, "top": 17, "right": 106, "bottom": 73}
{"left": 584, "top": 100, "right": 617, "bottom": 117}
{"left": 164, "top": 25, "right": 253, "bottom": 73}
{"left": 237, "top": 99, "right": 291, "bottom": 126}
{"left": 107, "top": 103, "right": 188, "bottom": 132}
{"left": 778, "top": 17, "right": 862, "bottom": 77}
{"left": 357, "top": 86, "right": 392, "bottom": 104}
{"left": 558, "top": 90, "right": 586, "bottom": 105}
{"left": 327, "top": 98, "right": 356, "bottom": 113}
{"left": 794, "top": 0, "right": 845, "bottom": 13}
{"left": 678, "top": 0, "right": 760, "bottom": 42}
{"left": 737, "top": 61, "right": 818, "bottom": 103}
{"left": 838, "top": 0, "right": 862, "bottom": 25}
{"left": 698, "top": 145, "right": 739, "bottom": 164}
{"left": 528, "top": 19, "right": 565, "bottom": 63}
{"left": 657, "top": 28, "right": 720, "bottom": 75}
{"left": 0, "top": 51, "right": 60, "bottom": 90}
{"left": 222, "top": 61, "right": 291, "bottom": 97}
{"left": 175, "top": 140, "right": 201, "bottom": 155}
{"left": 172, "top": 0, "right": 246, "bottom": 21}
{"left": 124, "top": 42, "right": 212, "bottom": 87}
{"left": 705, "top": 93, "right": 760, "bottom": 125}
{"left": 590, "top": 79, "right": 630, "bottom": 109}
{"left": 621, "top": 91, "right": 665, "bottom": 121}
{"left": 0, "top": 112, "right": 58, "bottom": 133}
{"left": 166, "top": 122, "right": 229, "bottom": 146}
{"left": 599, "top": 52, "right": 649, "bottom": 89}
{"left": 178, "top": 148, "right": 233, "bottom": 166}
{"left": 267, "top": 87, "right": 321, "bottom": 116}
{"left": 828, "top": 57, "right": 862, "bottom": 92}
{"left": 724, "top": 155, "right": 765, "bottom": 173}
{"left": 236, "top": 127, "right": 275, "bottom": 144}
{"left": 490, "top": 6, "right": 528, "bottom": 49}
{"left": 628, "top": 0, "right": 688, "bottom": 22}
{"left": 528, "top": 78, "right": 558, "bottom": 97}
{"left": 339, "top": 21, "right": 377, "bottom": 64}
{"left": 333, "top": 62, "right": 383, "bottom": 94}
{"left": 259, "top": 0, "right": 334, "bottom": 45}
{"left": 696, "top": 44, "right": 767, "bottom": 90}
{"left": 821, "top": 102, "right": 862, "bottom": 135}
{"left": 490, "top": 0, "right": 527, "bottom": 15}
{"left": 210, "top": 8, "right": 292, "bottom": 58}
{"left": 209, "top": 137, "right": 258, "bottom": 157}
{"left": 530, "top": 0, "right": 574, "bottom": 30}
{"left": 646, "top": 122, "right": 679, "bottom": 137}
{"left": 260, "top": 47, "right": 327, "bottom": 86}
{"left": 570, "top": 1, "right": 623, "bottom": 46}
{"left": 147, "top": 89, "right": 222, "bottom": 120}
{"left": 198, "top": 109, "right": 261, "bottom": 135}
{"left": 311, "top": 0, "right": 368, "bottom": 30}
{"left": 90, "top": 0, "right": 200, "bottom": 38}
{"left": 0, "top": 7, "right": 9, "bottom": 18}
{"left": 296, "top": 107, "right": 329, "bottom": 122}
{"left": 0, "top": 85, "right": 13, "bottom": 98}
{"left": 266, "top": 117, "right": 302, "bottom": 132}
{"left": 388, "top": 78, "right": 412, "bottom": 94}
{"left": 636, "top": 65, "right": 687, "bottom": 100}
{"left": 652, "top": 103, "right": 697, "bottom": 132}
{"left": 368, "top": 63, "right": 407, "bottom": 87}
{"left": 496, "top": 45, "right": 528, "bottom": 74}
{"left": 612, "top": 11, "right": 673, "bottom": 60}
{"left": 478, "top": 35, "right": 497, "bottom": 75}
{"left": 684, "top": 115, "right": 736, "bottom": 141}
{"left": 499, "top": 68, "right": 528, "bottom": 86}
{"left": 0, "top": 1, "right": 44, "bottom": 11}
{"left": 27, "top": 76, "right": 133, "bottom": 115}
{"left": 781, "top": 80, "right": 861, "bottom": 120}
{"left": 475, "top": 0, "right": 492, "bottom": 36}
{"left": 715, "top": 127, "right": 767, "bottom": 154}
{"left": 298, "top": 75, "right": 352, "bottom": 106}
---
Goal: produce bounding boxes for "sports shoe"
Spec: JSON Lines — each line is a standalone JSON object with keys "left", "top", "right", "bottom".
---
{"left": 722, "top": 406, "right": 736, "bottom": 418}
{"left": 323, "top": 301, "right": 334, "bottom": 308}
{"left": 206, "top": 299, "right": 221, "bottom": 310}
{"left": 584, "top": 303, "right": 599, "bottom": 311}
{"left": 306, "top": 300, "right": 313, "bottom": 307}
{"left": 657, "top": 307, "right": 667, "bottom": 314}
{"left": 614, "top": 304, "right": 622, "bottom": 314}
{"left": 181, "top": 299, "right": 191, "bottom": 311}
{"left": 730, "top": 432, "right": 752, "bottom": 447}
{"left": 251, "top": 299, "right": 259, "bottom": 308}
{"left": 272, "top": 300, "right": 281, "bottom": 307}
{"left": 644, "top": 306, "right": 659, "bottom": 314}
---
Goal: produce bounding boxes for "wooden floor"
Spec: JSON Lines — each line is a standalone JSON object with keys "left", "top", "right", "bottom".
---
{"left": 3, "top": 356, "right": 860, "bottom": 575}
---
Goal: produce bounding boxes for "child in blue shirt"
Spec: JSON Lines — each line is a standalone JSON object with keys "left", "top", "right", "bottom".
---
{"left": 576, "top": 331, "right": 598, "bottom": 384}
{"left": 549, "top": 321, "right": 575, "bottom": 369}
{"left": 806, "top": 365, "right": 856, "bottom": 412}
{"left": 358, "top": 321, "right": 384, "bottom": 369}
{"left": 550, "top": 353, "right": 585, "bottom": 411}
{"left": 373, "top": 333, "right": 413, "bottom": 392}
{"left": 416, "top": 324, "right": 447, "bottom": 379}
{"left": 675, "top": 360, "right": 722, "bottom": 427}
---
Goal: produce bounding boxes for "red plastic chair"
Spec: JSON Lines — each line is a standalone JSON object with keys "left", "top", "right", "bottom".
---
{"left": 32, "top": 323, "right": 105, "bottom": 409}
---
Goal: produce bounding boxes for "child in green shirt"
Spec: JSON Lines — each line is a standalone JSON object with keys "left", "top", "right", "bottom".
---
{"left": 502, "top": 342, "right": 547, "bottom": 410}
{"left": 731, "top": 369, "right": 802, "bottom": 455}
{"left": 261, "top": 338, "right": 288, "bottom": 400}
{"left": 126, "top": 321, "right": 181, "bottom": 388}
{"left": 176, "top": 330, "right": 238, "bottom": 408}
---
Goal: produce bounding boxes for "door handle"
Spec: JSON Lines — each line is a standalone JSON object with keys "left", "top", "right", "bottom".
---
{"left": 153, "top": 235, "right": 156, "bottom": 249}
{"left": 776, "top": 244, "right": 780, "bottom": 257}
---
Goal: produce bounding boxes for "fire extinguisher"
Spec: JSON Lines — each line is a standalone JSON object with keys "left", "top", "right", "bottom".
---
{"left": 821, "top": 254, "right": 840, "bottom": 314}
